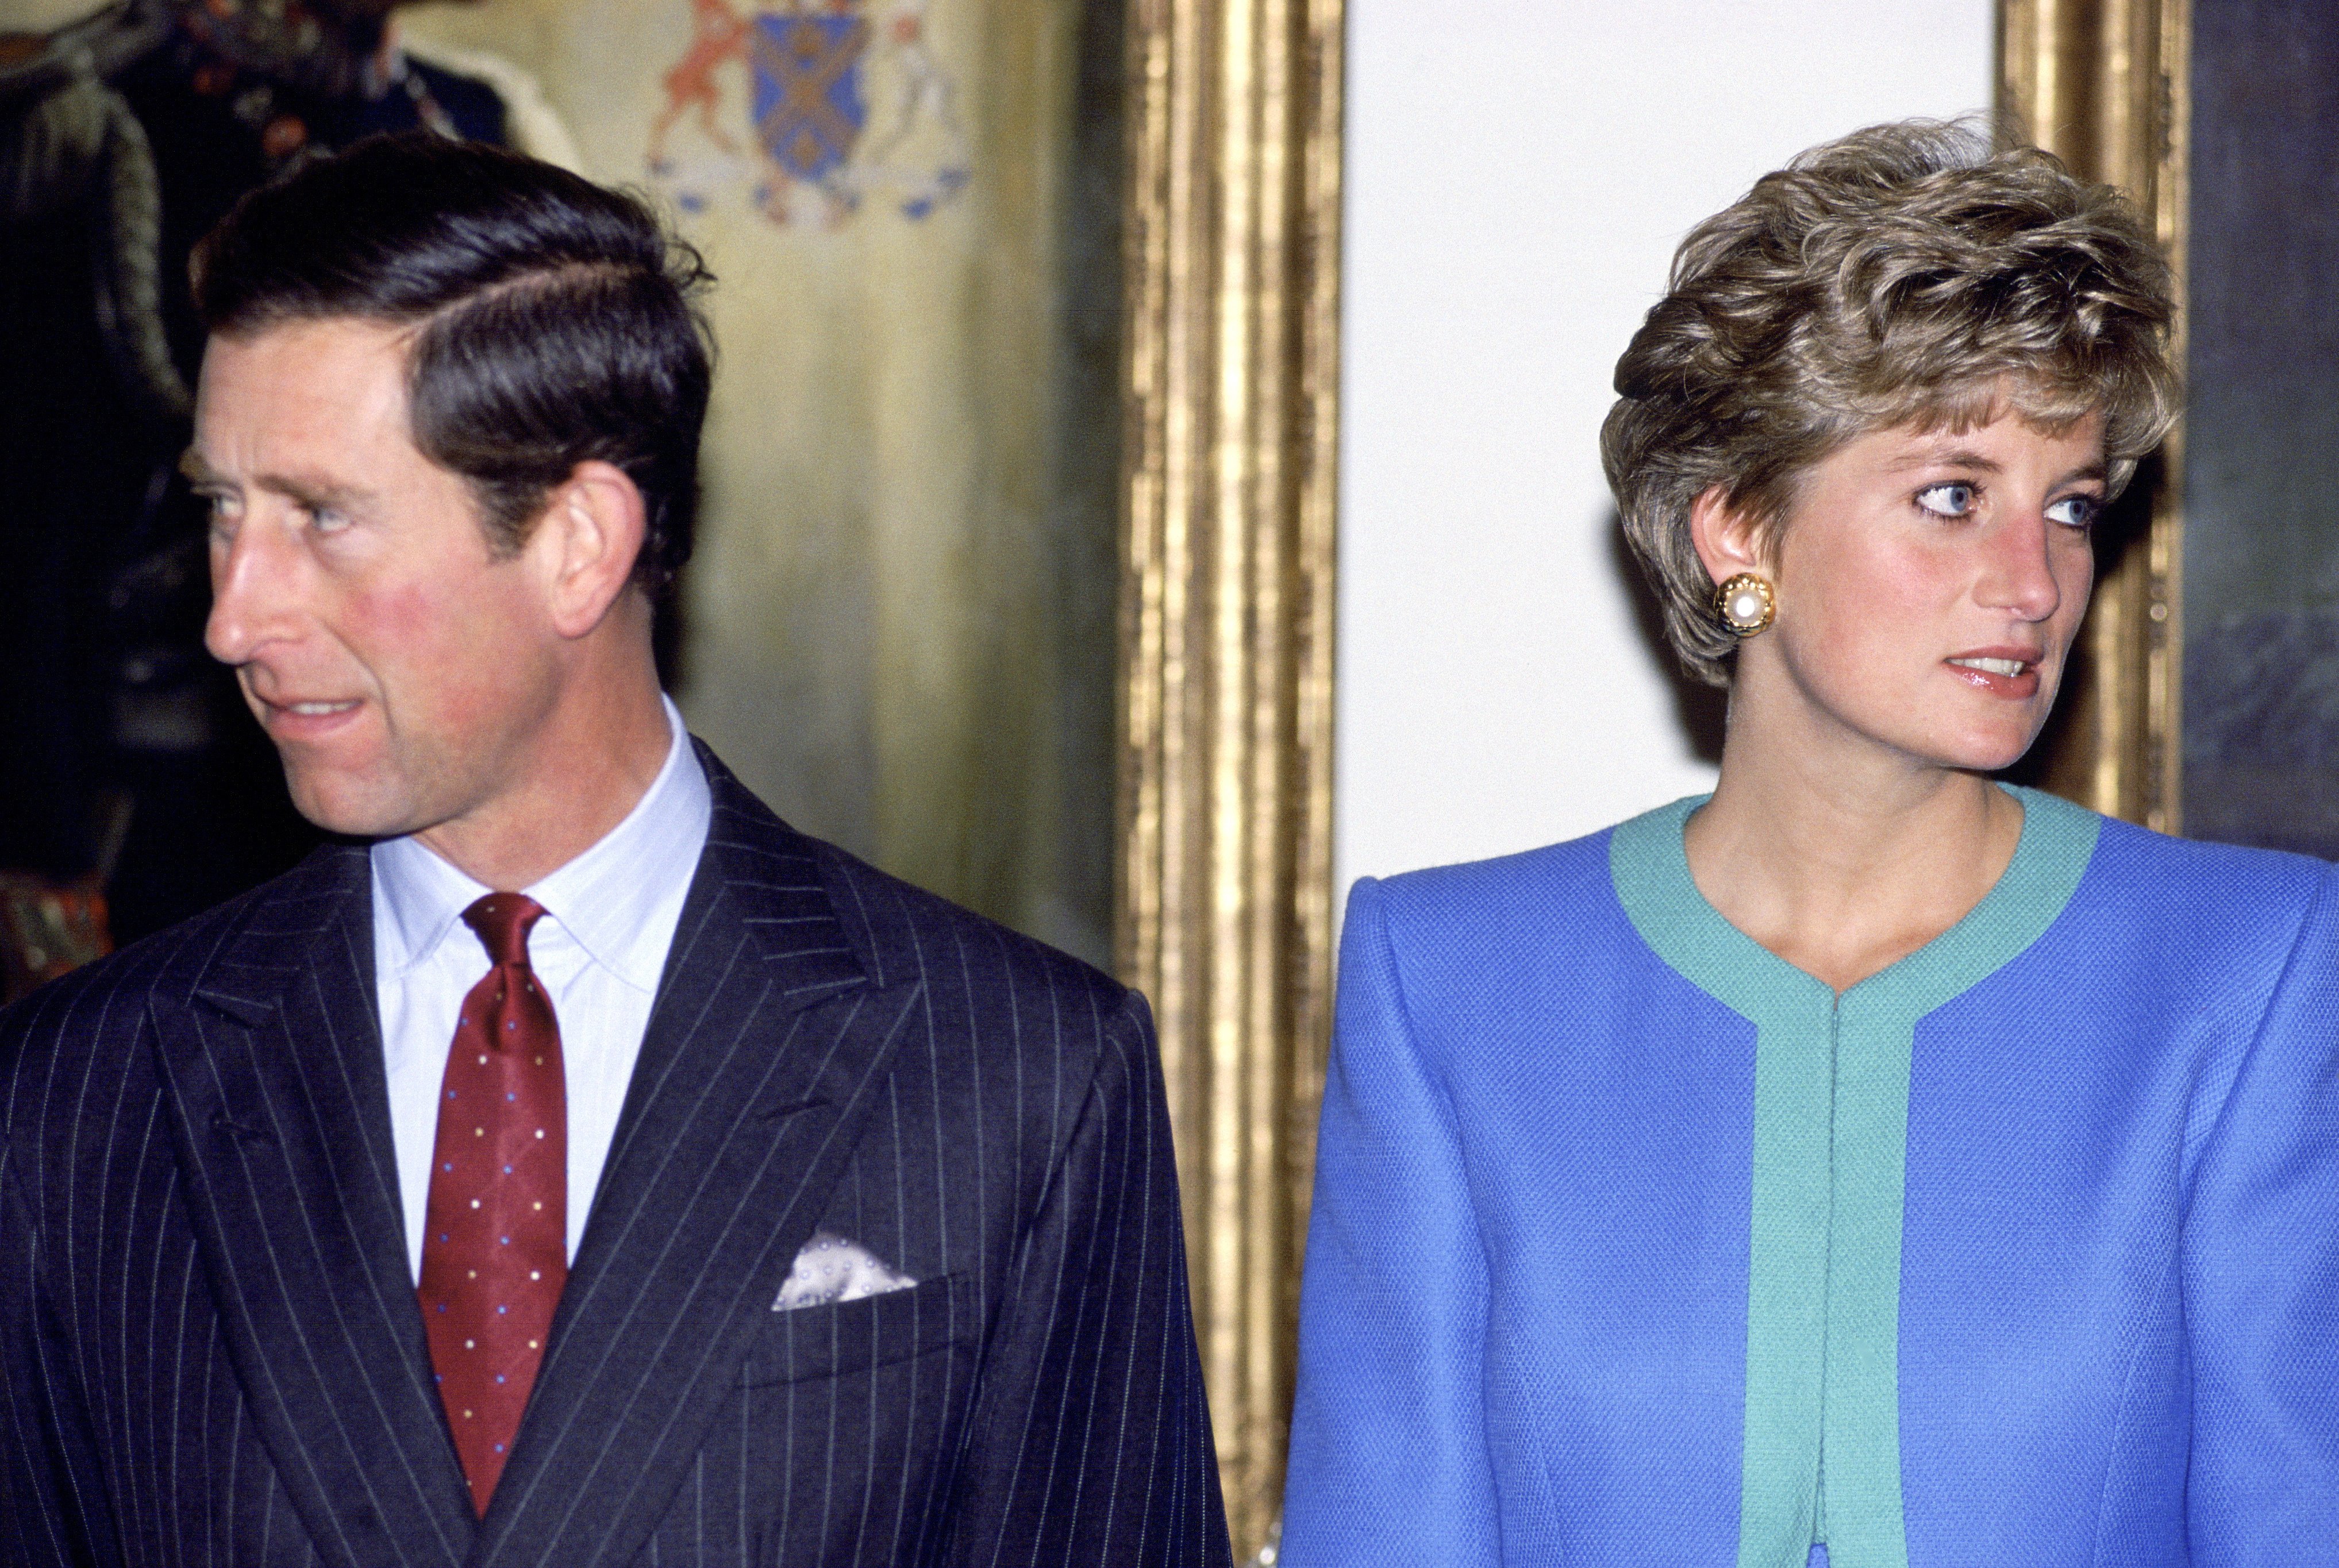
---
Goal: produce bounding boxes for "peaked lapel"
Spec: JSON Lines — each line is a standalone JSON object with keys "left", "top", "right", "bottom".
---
{"left": 474, "top": 753, "right": 922, "bottom": 1568}
{"left": 150, "top": 843, "right": 480, "bottom": 1568}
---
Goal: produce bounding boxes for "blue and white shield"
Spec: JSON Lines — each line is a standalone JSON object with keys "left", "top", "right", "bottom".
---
{"left": 749, "top": 11, "right": 870, "bottom": 184}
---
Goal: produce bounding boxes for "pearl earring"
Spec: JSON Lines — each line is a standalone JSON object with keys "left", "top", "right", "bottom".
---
{"left": 1714, "top": 573, "right": 1775, "bottom": 637}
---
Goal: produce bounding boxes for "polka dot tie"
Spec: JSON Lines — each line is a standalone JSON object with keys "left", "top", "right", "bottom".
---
{"left": 417, "top": 893, "right": 567, "bottom": 1516}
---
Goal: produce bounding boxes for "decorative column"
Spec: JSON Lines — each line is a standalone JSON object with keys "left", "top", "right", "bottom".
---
{"left": 1999, "top": 0, "right": 2190, "bottom": 828}
{"left": 1117, "top": 0, "right": 1342, "bottom": 1553}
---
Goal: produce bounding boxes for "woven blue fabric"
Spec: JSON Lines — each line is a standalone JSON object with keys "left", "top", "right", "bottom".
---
{"left": 1282, "top": 802, "right": 2339, "bottom": 1567}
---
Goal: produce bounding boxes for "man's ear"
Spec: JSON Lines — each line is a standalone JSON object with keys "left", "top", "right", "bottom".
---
{"left": 532, "top": 460, "right": 648, "bottom": 639}
{"left": 1687, "top": 484, "right": 1770, "bottom": 586}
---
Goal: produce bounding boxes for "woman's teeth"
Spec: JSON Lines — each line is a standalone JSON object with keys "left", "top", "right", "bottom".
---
{"left": 1949, "top": 657, "right": 2028, "bottom": 677}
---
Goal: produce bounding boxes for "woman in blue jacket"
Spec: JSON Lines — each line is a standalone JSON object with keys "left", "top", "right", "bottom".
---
{"left": 1282, "top": 120, "right": 2339, "bottom": 1567}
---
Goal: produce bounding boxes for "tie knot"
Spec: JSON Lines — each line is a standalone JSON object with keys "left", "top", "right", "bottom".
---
{"left": 461, "top": 893, "right": 546, "bottom": 968}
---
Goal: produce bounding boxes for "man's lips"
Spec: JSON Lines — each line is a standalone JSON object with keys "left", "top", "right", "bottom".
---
{"left": 251, "top": 692, "right": 365, "bottom": 735}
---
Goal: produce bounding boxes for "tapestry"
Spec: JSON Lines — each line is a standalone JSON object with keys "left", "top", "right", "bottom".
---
{"left": 402, "top": 0, "right": 1122, "bottom": 962}
{"left": 645, "top": 0, "right": 971, "bottom": 226}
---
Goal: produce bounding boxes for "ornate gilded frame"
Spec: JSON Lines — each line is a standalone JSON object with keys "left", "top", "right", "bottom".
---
{"left": 1999, "top": 0, "right": 2190, "bottom": 828}
{"left": 1116, "top": 0, "right": 1342, "bottom": 1552}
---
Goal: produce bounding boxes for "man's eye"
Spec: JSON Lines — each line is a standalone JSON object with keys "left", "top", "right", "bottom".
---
{"left": 308, "top": 507, "right": 352, "bottom": 535}
{"left": 2045, "top": 495, "right": 2101, "bottom": 530}
{"left": 1915, "top": 482, "right": 1977, "bottom": 517}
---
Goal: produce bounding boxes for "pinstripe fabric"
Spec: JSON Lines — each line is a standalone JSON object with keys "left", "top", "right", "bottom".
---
{"left": 1, "top": 745, "right": 1230, "bottom": 1568}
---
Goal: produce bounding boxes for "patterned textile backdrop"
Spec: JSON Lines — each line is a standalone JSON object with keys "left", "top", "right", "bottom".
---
{"left": 402, "top": 0, "right": 1121, "bottom": 965}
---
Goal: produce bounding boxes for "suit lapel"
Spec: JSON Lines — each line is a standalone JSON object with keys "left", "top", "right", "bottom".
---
{"left": 151, "top": 845, "right": 480, "bottom": 1568}
{"left": 475, "top": 760, "right": 920, "bottom": 1568}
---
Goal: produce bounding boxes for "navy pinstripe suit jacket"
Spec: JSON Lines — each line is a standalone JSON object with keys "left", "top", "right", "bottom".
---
{"left": 0, "top": 746, "right": 1231, "bottom": 1568}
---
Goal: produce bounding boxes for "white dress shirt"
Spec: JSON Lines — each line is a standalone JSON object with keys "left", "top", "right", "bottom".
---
{"left": 373, "top": 698, "right": 712, "bottom": 1283}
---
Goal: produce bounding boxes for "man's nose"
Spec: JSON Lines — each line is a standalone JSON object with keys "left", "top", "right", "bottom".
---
{"left": 204, "top": 514, "right": 302, "bottom": 667}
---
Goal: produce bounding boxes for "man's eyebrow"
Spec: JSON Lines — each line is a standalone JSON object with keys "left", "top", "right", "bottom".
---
{"left": 260, "top": 471, "right": 374, "bottom": 511}
{"left": 178, "top": 448, "right": 223, "bottom": 487}
{"left": 178, "top": 451, "right": 374, "bottom": 510}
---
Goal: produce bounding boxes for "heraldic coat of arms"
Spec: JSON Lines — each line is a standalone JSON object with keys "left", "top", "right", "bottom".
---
{"left": 649, "top": 0, "right": 970, "bottom": 228}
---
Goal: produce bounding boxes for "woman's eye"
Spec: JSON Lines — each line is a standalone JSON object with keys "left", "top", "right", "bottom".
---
{"left": 2045, "top": 494, "right": 2101, "bottom": 530}
{"left": 1915, "top": 482, "right": 1977, "bottom": 518}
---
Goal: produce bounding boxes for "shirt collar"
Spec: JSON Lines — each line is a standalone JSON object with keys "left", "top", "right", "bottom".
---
{"left": 370, "top": 697, "right": 713, "bottom": 993}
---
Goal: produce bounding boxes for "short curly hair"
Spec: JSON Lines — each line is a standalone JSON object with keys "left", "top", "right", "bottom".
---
{"left": 1601, "top": 119, "right": 2178, "bottom": 686}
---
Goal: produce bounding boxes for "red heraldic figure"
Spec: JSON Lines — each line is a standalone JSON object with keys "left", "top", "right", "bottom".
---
{"left": 418, "top": 894, "right": 568, "bottom": 1515}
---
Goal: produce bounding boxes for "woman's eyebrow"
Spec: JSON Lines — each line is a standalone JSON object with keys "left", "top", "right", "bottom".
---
{"left": 1887, "top": 446, "right": 2003, "bottom": 474}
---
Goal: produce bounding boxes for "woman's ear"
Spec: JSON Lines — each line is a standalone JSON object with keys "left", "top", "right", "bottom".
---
{"left": 533, "top": 460, "right": 648, "bottom": 639}
{"left": 1688, "top": 484, "right": 1769, "bottom": 586}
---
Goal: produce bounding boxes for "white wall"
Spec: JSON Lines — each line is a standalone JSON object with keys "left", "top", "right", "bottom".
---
{"left": 1334, "top": 0, "right": 1995, "bottom": 897}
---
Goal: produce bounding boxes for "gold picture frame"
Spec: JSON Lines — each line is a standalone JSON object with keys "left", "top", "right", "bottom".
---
{"left": 1999, "top": 0, "right": 2189, "bottom": 829}
{"left": 1116, "top": 0, "right": 1343, "bottom": 1552}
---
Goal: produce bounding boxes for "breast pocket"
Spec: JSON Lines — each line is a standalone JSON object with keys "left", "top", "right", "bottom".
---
{"left": 738, "top": 1272, "right": 976, "bottom": 1388}
{"left": 709, "top": 1273, "right": 984, "bottom": 1565}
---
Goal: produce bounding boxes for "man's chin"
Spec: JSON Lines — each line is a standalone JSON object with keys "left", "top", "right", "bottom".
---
{"left": 282, "top": 771, "right": 421, "bottom": 842}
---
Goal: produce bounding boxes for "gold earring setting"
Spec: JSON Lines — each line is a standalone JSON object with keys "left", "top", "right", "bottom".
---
{"left": 1714, "top": 573, "right": 1775, "bottom": 637}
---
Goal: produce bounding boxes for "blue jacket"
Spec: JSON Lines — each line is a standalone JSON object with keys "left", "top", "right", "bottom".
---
{"left": 1283, "top": 789, "right": 2339, "bottom": 1567}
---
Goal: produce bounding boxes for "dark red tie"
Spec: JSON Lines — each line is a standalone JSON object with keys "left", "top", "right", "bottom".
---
{"left": 418, "top": 893, "right": 568, "bottom": 1516}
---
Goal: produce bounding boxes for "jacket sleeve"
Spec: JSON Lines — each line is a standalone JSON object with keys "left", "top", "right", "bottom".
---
{"left": 937, "top": 988, "right": 1232, "bottom": 1567}
{"left": 2181, "top": 861, "right": 2339, "bottom": 1565}
{"left": 1281, "top": 877, "right": 1499, "bottom": 1566}
{"left": 0, "top": 1096, "right": 117, "bottom": 1568}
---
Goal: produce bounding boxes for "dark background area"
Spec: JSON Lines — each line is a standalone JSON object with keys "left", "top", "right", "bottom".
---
{"left": 2182, "top": 0, "right": 2339, "bottom": 857}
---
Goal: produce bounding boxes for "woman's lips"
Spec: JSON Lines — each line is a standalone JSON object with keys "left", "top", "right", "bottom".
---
{"left": 1944, "top": 653, "right": 2041, "bottom": 699}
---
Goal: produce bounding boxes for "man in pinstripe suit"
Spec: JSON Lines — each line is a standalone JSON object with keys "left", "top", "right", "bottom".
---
{"left": 0, "top": 135, "right": 1232, "bottom": 1567}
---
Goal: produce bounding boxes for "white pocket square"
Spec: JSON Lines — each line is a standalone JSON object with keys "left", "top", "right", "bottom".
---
{"left": 772, "top": 1231, "right": 918, "bottom": 1311}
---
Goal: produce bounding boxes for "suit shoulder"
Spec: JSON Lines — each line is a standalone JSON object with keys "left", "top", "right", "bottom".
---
{"left": 787, "top": 841, "right": 1157, "bottom": 1172}
{"left": 1353, "top": 820, "right": 1623, "bottom": 958}
{"left": 1, "top": 847, "right": 361, "bottom": 1100}
{"left": 2090, "top": 814, "right": 2336, "bottom": 912}
{"left": 695, "top": 747, "right": 1135, "bottom": 1060}
{"left": 2070, "top": 817, "right": 2339, "bottom": 993}
{"left": 806, "top": 837, "right": 1132, "bottom": 1020}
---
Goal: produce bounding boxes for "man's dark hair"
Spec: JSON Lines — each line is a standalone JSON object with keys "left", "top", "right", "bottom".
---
{"left": 191, "top": 133, "right": 714, "bottom": 598}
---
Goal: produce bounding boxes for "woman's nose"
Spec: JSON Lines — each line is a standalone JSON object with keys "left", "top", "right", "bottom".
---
{"left": 1976, "top": 511, "right": 2066, "bottom": 621}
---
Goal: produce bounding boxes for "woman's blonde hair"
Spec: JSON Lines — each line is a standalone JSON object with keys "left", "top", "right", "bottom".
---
{"left": 1601, "top": 119, "right": 2178, "bottom": 686}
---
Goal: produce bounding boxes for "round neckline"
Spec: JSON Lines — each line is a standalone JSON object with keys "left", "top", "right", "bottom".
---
{"left": 1609, "top": 784, "right": 2102, "bottom": 1021}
